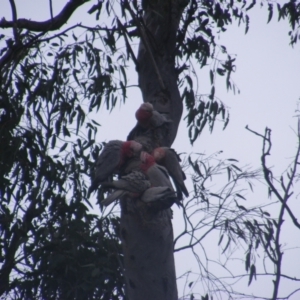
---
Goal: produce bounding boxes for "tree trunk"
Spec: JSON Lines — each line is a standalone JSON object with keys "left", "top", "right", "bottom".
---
{"left": 137, "top": 0, "right": 185, "bottom": 145}
{"left": 120, "top": 201, "right": 177, "bottom": 300}
{"left": 120, "top": 1, "right": 186, "bottom": 299}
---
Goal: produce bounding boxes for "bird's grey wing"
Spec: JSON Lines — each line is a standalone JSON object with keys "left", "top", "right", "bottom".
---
{"left": 151, "top": 111, "right": 172, "bottom": 127}
{"left": 127, "top": 123, "right": 147, "bottom": 141}
{"left": 157, "top": 164, "right": 172, "bottom": 181}
{"left": 164, "top": 149, "right": 189, "bottom": 198}
{"left": 93, "top": 145, "right": 121, "bottom": 180}
{"left": 102, "top": 171, "right": 150, "bottom": 194}
{"left": 150, "top": 165, "right": 174, "bottom": 191}
{"left": 101, "top": 190, "right": 126, "bottom": 207}
{"left": 141, "top": 187, "right": 176, "bottom": 203}
{"left": 116, "top": 171, "right": 150, "bottom": 193}
{"left": 167, "top": 148, "right": 186, "bottom": 180}
{"left": 89, "top": 141, "right": 122, "bottom": 195}
{"left": 169, "top": 148, "right": 182, "bottom": 162}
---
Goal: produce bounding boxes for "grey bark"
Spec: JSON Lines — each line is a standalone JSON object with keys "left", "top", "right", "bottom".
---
{"left": 137, "top": 0, "right": 185, "bottom": 145}
{"left": 120, "top": 1, "right": 187, "bottom": 299}
{"left": 120, "top": 199, "right": 177, "bottom": 300}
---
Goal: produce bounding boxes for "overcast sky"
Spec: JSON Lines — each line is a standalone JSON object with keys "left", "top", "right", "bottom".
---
{"left": 2, "top": 1, "right": 300, "bottom": 299}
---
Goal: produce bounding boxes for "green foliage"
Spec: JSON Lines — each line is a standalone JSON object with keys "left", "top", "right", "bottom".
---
{"left": 279, "top": 0, "right": 300, "bottom": 45}
{"left": 176, "top": 0, "right": 248, "bottom": 143}
{"left": 0, "top": 5, "right": 128, "bottom": 297}
{"left": 255, "top": 1, "right": 300, "bottom": 46}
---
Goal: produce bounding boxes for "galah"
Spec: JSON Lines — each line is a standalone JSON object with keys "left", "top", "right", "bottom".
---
{"left": 141, "top": 186, "right": 177, "bottom": 203}
{"left": 101, "top": 171, "right": 151, "bottom": 207}
{"left": 141, "top": 186, "right": 177, "bottom": 212}
{"left": 139, "top": 151, "right": 174, "bottom": 191}
{"left": 140, "top": 151, "right": 181, "bottom": 208}
{"left": 127, "top": 103, "right": 170, "bottom": 142}
{"left": 135, "top": 102, "right": 169, "bottom": 129}
{"left": 135, "top": 102, "right": 153, "bottom": 129}
{"left": 88, "top": 140, "right": 143, "bottom": 195}
{"left": 152, "top": 147, "right": 189, "bottom": 200}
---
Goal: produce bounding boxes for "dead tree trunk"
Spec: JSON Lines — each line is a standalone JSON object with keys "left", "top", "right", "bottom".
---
{"left": 120, "top": 1, "right": 186, "bottom": 299}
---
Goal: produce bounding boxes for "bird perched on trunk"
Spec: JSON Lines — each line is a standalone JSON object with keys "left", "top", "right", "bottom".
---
{"left": 100, "top": 171, "right": 151, "bottom": 207}
{"left": 152, "top": 147, "right": 189, "bottom": 200}
{"left": 101, "top": 173, "right": 176, "bottom": 209}
{"left": 140, "top": 151, "right": 179, "bottom": 209}
{"left": 135, "top": 102, "right": 169, "bottom": 129}
{"left": 88, "top": 140, "right": 143, "bottom": 196}
{"left": 140, "top": 151, "right": 174, "bottom": 191}
{"left": 141, "top": 186, "right": 177, "bottom": 203}
{"left": 127, "top": 103, "right": 171, "bottom": 144}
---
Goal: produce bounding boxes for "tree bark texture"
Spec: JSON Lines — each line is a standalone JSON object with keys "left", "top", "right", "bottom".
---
{"left": 120, "top": 1, "right": 187, "bottom": 299}
{"left": 137, "top": 0, "right": 185, "bottom": 146}
{"left": 120, "top": 200, "right": 177, "bottom": 300}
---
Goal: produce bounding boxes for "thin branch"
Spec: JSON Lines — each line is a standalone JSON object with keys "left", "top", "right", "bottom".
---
{"left": 284, "top": 123, "right": 300, "bottom": 196}
{"left": 49, "top": 0, "right": 54, "bottom": 20}
{"left": 247, "top": 126, "right": 300, "bottom": 230}
{"left": 174, "top": 224, "right": 216, "bottom": 252}
{"left": 38, "top": 24, "right": 79, "bottom": 43}
{"left": 271, "top": 118, "right": 300, "bottom": 299}
{"left": 272, "top": 198, "right": 285, "bottom": 300}
{"left": 218, "top": 271, "right": 300, "bottom": 282}
{"left": 9, "top": 0, "right": 19, "bottom": 44}
{"left": 78, "top": 24, "right": 134, "bottom": 32}
{"left": 116, "top": 18, "right": 139, "bottom": 67}
{"left": 245, "top": 125, "right": 266, "bottom": 139}
{"left": 0, "top": 0, "right": 90, "bottom": 32}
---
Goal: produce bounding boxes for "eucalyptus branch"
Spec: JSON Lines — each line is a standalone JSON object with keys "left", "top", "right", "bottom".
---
{"left": 37, "top": 24, "right": 79, "bottom": 43}
{"left": 272, "top": 203, "right": 284, "bottom": 300}
{"left": 174, "top": 224, "right": 216, "bottom": 252}
{"left": 0, "top": 0, "right": 89, "bottom": 32}
{"left": 246, "top": 126, "right": 300, "bottom": 230}
{"left": 246, "top": 123, "right": 300, "bottom": 300}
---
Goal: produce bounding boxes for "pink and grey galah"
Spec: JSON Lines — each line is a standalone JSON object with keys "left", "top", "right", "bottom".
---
{"left": 135, "top": 102, "right": 170, "bottom": 129}
{"left": 127, "top": 103, "right": 170, "bottom": 142}
{"left": 101, "top": 172, "right": 176, "bottom": 207}
{"left": 139, "top": 151, "right": 175, "bottom": 191}
{"left": 100, "top": 171, "right": 151, "bottom": 207}
{"left": 88, "top": 140, "right": 143, "bottom": 195}
{"left": 152, "top": 147, "right": 189, "bottom": 200}
{"left": 141, "top": 186, "right": 177, "bottom": 203}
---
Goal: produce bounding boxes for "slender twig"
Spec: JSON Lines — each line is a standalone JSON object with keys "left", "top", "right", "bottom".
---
{"left": 247, "top": 123, "right": 300, "bottom": 299}
{"left": 246, "top": 126, "right": 300, "bottom": 229}
{"left": 79, "top": 24, "right": 134, "bottom": 32}
{"left": 116, "top": 18, "right": 139, "bottom": 67}
{"left": 38, "top": 24, "right": 79, "bottom": 43}
{"left": 272, "top": 119, "right": 300, "bottom": 299}
{"left": 49, "top": 0, "right": 54, "bottom": 20}
{"left": 245, "top": 125, "right": 266, "bottom": 139}
{"left": 9, "top": 0, "right": 20, "bottom": 44}
{"left": 272, "top": 202, "right": 284, "bottom": 300}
